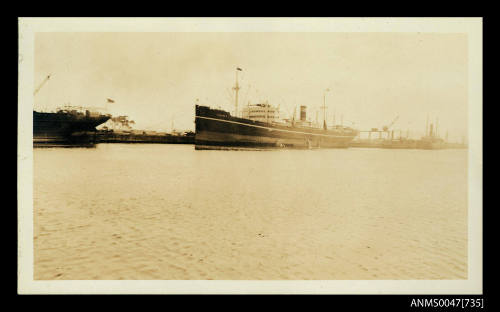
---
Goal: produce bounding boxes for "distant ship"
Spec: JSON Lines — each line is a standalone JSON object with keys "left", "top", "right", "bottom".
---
{"left": 416, "top": 120, "right": 445, "bottom": 150}
{"left": 34, "top": 107, "right": 111, "bottom": 147}
{"left": 195, "top": 69, "right": 358, "bottom": 150}
{"left": 416, "top": 135, "right": 445, "bottom": 150}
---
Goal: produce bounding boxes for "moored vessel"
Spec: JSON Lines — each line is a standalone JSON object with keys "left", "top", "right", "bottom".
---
{"left": 416, "top": 118, "right": 445, "bottom": 150}
{"left": 33, "top": 74, "right": 111, "bottom": 147}
{"left": 195, "top": 68, "right": 358, "bottom": 150}
{"left": 416, "top": 136, "right": 445, "bottom": 150}
{"left": 34, "top": 108, "right": 111, "bottom": 147}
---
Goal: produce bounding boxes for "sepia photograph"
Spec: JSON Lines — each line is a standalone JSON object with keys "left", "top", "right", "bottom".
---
{"left": 18, "top": 17, "right": 482, "bottom": 294}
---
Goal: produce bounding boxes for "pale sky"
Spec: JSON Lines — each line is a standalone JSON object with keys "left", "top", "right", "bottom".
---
{"left": 34, "top": 32, "right": 468, "bottom": 141}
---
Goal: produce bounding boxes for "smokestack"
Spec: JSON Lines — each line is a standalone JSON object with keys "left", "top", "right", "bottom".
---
{"left": 300, "top": 106, "right": 307, "bottom": 121}
{"left": 426, "top": 114, "right": 429, "bottom": 136}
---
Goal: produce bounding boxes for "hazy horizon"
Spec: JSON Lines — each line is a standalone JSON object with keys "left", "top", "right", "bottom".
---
{"left": 34, "top": 32, "right": 468, "bottom": 142}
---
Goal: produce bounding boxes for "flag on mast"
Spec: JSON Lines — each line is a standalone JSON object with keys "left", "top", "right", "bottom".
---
{"left": 236, "top": 67, "right": 242, "bottom": 71}
{"left": 107, "top": 98, "right": 115, "bottom": 103}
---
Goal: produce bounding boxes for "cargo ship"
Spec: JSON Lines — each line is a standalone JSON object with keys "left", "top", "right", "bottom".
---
{"left": 195, "top": 69, "right": 358, "bottom": 150}
{"left": 416, "top": 135, "right": 445, "bottom": 150}
{"left": 33, "top": 74, "right": 111, "bottom": 147}
{"left": 416, "top": 119, "right": 445, "bottom": 150}
{"left": 34, "top": 107, "right": 111, "bottom": 147}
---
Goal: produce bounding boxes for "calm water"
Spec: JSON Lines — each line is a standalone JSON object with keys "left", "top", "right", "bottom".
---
{"left": 34, "top": 144, "right": 468, "bottom": 280}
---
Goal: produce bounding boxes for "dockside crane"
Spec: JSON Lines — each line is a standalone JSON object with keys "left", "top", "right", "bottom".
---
{"left": 382, "top": 115, "right": 399, "bottom": 140}
{"left": 358, "top": 115, "right": 400, "bottom": 140}
{"left": 34, "top": 74, "right": 51, "bottom": 96}
{"left": 382, "top": 115, "right": 399, "bottom": 132}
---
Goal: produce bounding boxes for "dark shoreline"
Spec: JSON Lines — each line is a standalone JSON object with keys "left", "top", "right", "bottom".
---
{"left": 96, "top": 132, "right": 194, "bottom": 144}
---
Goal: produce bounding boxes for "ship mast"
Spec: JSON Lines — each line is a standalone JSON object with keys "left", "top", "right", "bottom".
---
{"left": 321, "top": 88, "right": 330, "bottom": 130}
{"left": 426, "top": 114, "right": 429, "bottom": 136}
{"left": 233, "top": 67, "right": 242, "bottom": 117}
{"left": 435, "top": 117, "right": 439, "bottom": 138}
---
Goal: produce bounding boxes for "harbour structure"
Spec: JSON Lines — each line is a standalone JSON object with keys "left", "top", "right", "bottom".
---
{"left": 352, "top": 114, "right": 467, "bottom": 150}
{"left": 381, "top": 130, "right": 417, "bottom": 149}
{"left": 96, "top": 129, "right": 195, "bottom": 144}
{"left": 194, "top": 68, "right": 358, "bottom": 150}
{"left": 378, "top": 116, "right": 417, "bottom": 149}
{"left": 350, "top": 115, "right": 403, "bottom": 148}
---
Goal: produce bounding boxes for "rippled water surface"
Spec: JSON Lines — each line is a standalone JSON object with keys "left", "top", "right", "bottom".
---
{"left": 34, "top": 144, "right": 468, "bottom": 280}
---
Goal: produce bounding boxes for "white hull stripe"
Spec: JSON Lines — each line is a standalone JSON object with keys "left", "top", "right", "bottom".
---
{"left": 196, "top": 116, "right": 354, "bottom": 138}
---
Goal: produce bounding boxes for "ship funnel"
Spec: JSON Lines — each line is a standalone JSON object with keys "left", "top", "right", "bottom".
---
{"left": 300, "top": 106, "right": 307, "bottom": 121}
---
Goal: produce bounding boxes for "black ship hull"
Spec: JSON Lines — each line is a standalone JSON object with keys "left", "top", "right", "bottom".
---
{"left": 195, "top": 105, "right": 358, "bottom": 150}
{"left": 34, "top": 111, "right": 111, "bottom": 147}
